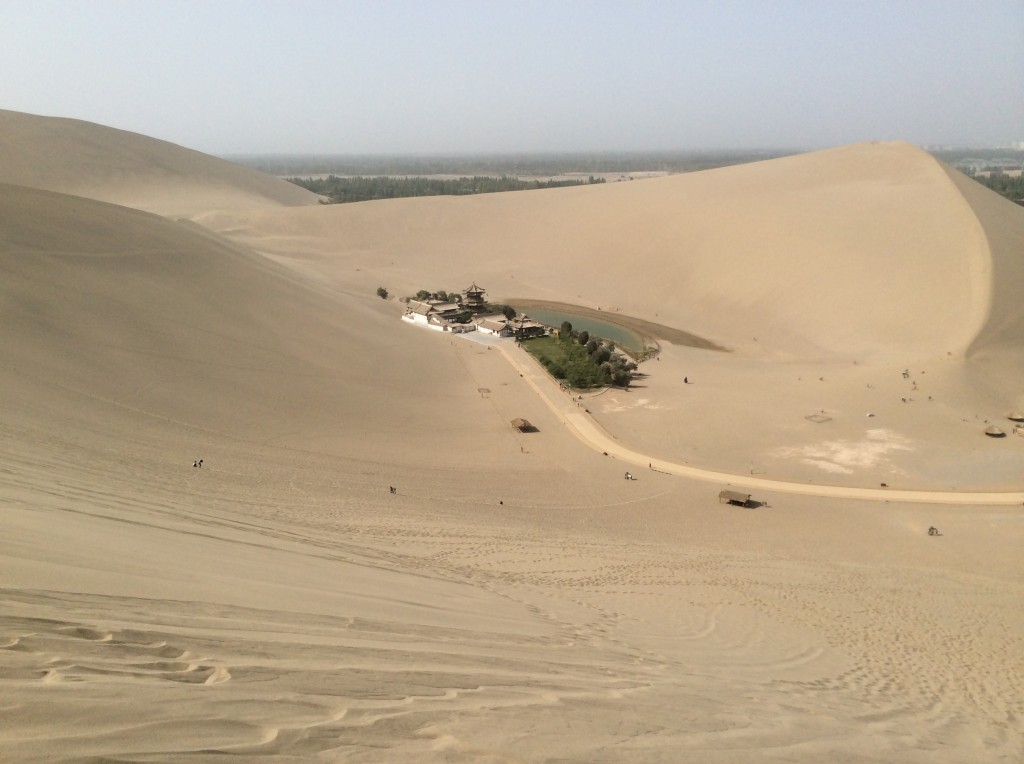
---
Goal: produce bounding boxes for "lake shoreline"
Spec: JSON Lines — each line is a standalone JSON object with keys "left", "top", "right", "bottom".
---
{"left": 504, "top": 298, "right": 728, "bottom": 353}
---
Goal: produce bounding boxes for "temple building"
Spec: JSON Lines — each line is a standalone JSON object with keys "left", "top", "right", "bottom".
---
{"left": 510, "top": 314, "right": 547, "bottom": 339}
{"left": 462, "top": 282, "right": 487, "bottom": 313}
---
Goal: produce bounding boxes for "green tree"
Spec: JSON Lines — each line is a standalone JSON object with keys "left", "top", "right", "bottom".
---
{"left": 577, "top": 330, "right": 589, "bottom": 346}
{"left": 560, "top": 321, "right": 573, "bottom": 337}
{"left": 566, "top": 368, "right": 590, "bottom": 388}
{"left": 415, "top": 289, "right": 431, "bottom": 301}
{"left": 376, "top": 286, "right": 389, "bottom": 299}
{"left": 502, "top": 305, "right": 517, "bottom": 320}
{"left": 611, "top": 368, "right": 631, "bottom": 387}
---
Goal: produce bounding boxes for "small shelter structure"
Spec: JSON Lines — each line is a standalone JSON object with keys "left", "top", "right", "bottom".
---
{"left": 1007, "top": 412, "right": 1024, "bottom": 423}
{"left": 511, "top": 418, "right": 536, "bottom": 433}
{"left": 718, "top": 489, "right": 753, "bottom": 507}
{"left": 984, "top": 426, "right": 1007, "bottom": 438}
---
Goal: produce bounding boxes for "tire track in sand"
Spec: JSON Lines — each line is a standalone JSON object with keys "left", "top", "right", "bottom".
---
{"left": 494, "top": 342, "right": 1024, "bottom": 506}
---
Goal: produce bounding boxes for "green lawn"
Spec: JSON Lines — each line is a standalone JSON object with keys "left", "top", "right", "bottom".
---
{"left": 521, "top": 336, "right": 609, "bottom": 389}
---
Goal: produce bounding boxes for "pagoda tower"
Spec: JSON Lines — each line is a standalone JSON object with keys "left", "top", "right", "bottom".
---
{"left": 462, "top": 282, "right": 487, "bottom": 313}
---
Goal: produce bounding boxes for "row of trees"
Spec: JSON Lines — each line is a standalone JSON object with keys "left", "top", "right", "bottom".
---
{"left": 968, "top": 171, "right": 1024, "bottom": 206}
{"left": 235, "top": 150, "right": 791, "bottom": 177}
{"left": 288, "top": 175, "right": 605, "bottom": 204}
{"left": 413, "top": 289, "right": 462, "bottom": 303}
{"left": 539, "top": 322, "right": 638, "bottom": 389}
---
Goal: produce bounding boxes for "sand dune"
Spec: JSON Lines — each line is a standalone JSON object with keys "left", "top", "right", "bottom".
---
{"left": 200, "top": 141, "right": 1024, "bottom": 490}
{"left": 1, "top": 117, "right": 1023, "bottom": 762}
{"left": 944, "top": 166, "right": 1024, "bottom": 367}
{"left": 0, "top": 109, "right": 319, "bottom": 216}
{"left": 199, "top": 141, "right": 999, "bottom": 363}
{"left": 0, "top": 183, "right": 555, "bottom": 472}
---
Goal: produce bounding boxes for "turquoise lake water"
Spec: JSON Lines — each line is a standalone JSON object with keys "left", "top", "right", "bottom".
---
{"left": 515, "top": 308, "right": 645, "bottom": 352}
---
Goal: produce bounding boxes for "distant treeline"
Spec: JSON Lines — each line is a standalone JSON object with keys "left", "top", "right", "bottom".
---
{"left": 966, "top": 171, "right": 1024, "bottom": 207}
{"left": 932, "top": 148, "right": 1024, "bottom": 169}
{"left": 935, "top": 148, "right": 1024, "bottom": 206}
{"left": 230, "top": 150, "right": 794, "bottom": 178}
{"left": 288, "top": 174, "right": 605, "bottom": 203}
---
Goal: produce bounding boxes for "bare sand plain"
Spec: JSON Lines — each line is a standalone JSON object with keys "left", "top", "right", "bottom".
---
{"left": 1, "top": 112, "right": 1022, "bottom": 762}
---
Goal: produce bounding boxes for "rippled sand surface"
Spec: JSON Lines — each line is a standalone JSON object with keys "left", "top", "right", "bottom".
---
{"left": 2, "top": 112, "right": 1022, "bottom": 762}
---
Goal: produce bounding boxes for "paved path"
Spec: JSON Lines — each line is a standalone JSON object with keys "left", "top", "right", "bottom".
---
{"left": 495, "top": 342, "right": 1024, "bottom": 506}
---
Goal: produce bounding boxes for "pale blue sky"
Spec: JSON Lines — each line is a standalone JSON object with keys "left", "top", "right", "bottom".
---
{"left": 1, "top": 1, "right": 1021, "bottom": 154}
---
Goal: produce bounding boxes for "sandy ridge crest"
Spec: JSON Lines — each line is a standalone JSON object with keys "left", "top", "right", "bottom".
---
{"left": 0, "top": 109, "right": 321, "bottom": 216}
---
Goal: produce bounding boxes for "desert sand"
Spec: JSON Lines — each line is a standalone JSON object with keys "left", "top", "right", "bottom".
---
{"left": 0, "top": 109, "right": 321, "bottom": 217}
{"left": 1, "top": 111, "right": 1022, "bottom": 762}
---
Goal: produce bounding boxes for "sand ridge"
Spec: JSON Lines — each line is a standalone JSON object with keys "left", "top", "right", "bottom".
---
{"left": 198, "top": 140, "right": 998, "bottom": 364}
{"left": 197, "top": 142, "right": 1024, "bottom": 490}
{"left": 0, "top": 109, "right": 321, "bottom": 216}
{"left": 1, "top": 112, "right": 1022, "bottom": 761}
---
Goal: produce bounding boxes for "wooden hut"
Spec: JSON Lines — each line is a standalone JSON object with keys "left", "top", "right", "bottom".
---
{"left": 718, "top": 489, "right": 753, "bottom": 507}
{"left": 511, "top": 418, "right": 536, "bottom": 433}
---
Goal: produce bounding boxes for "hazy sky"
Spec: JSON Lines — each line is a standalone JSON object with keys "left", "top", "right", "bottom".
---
{"left": 2, "top": 1, "right": 1022, "bottom": 154}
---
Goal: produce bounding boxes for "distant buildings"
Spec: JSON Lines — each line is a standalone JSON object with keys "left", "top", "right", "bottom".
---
{"left": 402, "top": 299, "right": 474, "bottom": 332}
{"left": 508, "top": 315, "right": 547, "bottom": 339}
{"left": 471, "top": 313, "right": 547, "bottom": 339}
{"left": 401, "top": 281, "right": 550, "bottom": 339}
{"left": 477, "top": 317, "right": 513, "bottom": 337}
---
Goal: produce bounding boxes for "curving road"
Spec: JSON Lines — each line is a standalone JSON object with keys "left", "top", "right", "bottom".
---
{"left": 496, "top": 342, "right": 1024, "bottom": 506}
